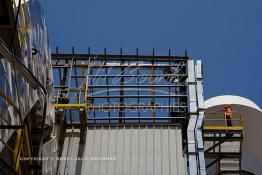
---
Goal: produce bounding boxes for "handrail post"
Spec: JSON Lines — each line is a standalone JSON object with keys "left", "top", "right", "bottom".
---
{"left": 224, "top": 112, "right": 227, "bottom": 129}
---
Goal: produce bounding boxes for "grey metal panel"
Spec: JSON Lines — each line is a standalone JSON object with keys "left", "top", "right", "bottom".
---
{"left": 107, "top": 127, "right": 116, "bottom": 175}
{"left": 187, "top": 60, "right": 199, "bottom": 175}
{"left": 81, "top": 125, "right": 186, "bottom": 175}
{"left": 187, "top": 60, "right": 207, "bottom": 175}
{"left": 0, "top": 0, "right": 55, "bottom": 151}
{"left": 220, "top": 158, "right": 240, "bottom": 171}
{"left": 42, "top": 137, "right": 58, "bottom": 175}
{"left": 138, "top": 126, "right": 146, "bottom": 175}
{"left": 195, "top": 60, "right": 206, "bottom": 175}
{"left": 195, "top": 60, "right": 203, "bottom": 79}
{"left": 162, "top": 127, "right": 169, "bottom": 175}
{"left": 58, "top": 129, "right": 81, "bottom": 175}
{"left": 187, "top": 60, "right": 196, "bottom": 83}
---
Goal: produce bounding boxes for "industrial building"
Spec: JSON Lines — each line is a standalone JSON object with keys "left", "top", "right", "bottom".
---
{"left": 0, "top": 0, "right": 261, "bottom": 175}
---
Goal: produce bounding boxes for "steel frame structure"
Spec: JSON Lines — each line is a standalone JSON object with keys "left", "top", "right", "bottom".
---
{"left": 51, "top": 48, "right": 212, "bottom": 175}
{"left": 203, "top": 111, "right": 244, "bottom": 174}
{"left": 52, "top": 48, "right": 208, "bottom": 173}
{"left": 52, "top": 48, "right": 189, "bottom": 125}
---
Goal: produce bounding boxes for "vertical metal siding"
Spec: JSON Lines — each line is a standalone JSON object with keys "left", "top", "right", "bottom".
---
{"left": 81, "top": 125, "right": 186, "bottom": 175}
{"left": 42, "top": 137, "right": 58, "bottom": 175}
{"left": 58, "top": 129, "right": 81, "bottom": 175}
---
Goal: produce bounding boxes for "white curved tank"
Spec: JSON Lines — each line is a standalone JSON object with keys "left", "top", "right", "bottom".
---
{"left": 205, "top": 95, "right": 262, "bottom": 174}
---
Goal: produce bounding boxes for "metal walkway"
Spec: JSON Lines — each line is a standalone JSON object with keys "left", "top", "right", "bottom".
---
{"left": 204, "top": 111, "right": 244, "bottom": 174}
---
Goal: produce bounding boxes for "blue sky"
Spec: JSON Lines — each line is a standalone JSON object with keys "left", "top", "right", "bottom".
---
{"left": 40, "top": 0, "right": 262, "bottom": 107}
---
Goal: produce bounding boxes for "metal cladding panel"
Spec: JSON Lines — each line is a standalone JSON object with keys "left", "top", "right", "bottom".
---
{"left": 81, "top": 125, "right": 186, "bottom": 175}
{"left": 0, "top": 0, "right": 54, "bottom": 151}
{"left": 42, "top": 137, "right": 58, "bottom": 175}
{"left": 58, "top": 129, "right": 82, "bottom": 175}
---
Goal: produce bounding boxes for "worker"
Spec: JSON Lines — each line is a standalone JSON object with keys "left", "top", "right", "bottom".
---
{"left": 222, "top": 105, "right": 233, "bottom": 127}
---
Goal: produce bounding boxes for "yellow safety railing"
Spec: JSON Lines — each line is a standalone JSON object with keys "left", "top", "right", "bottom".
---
{"left": 0, "top": 126, "right": 33, "bottom": 175}
{"left": 204, "top": 111, "right": 243, "bottom": 131}
{"left": 11, "top": 0, "right": 30, "bottom": 53}
{"left": 0, "top": 92, "right": 33, "bottom": 174}
{"left": 0, "top": 90, "right": 19, "bottom": 112}
{"left": 55, "top": 103, "right": 87, "bottom": 109}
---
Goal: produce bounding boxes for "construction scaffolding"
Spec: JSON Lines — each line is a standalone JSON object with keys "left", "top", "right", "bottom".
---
{"left": 204, "top": 111, "right": 244, "bottom": 174}
{"left": 51, "top": 48, "right": 197, "bottom": 174}
{"left": 52, "top": 48, "right": 189, "bottom": 125}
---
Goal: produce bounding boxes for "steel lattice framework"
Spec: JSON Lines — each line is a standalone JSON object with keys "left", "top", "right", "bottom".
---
{"left": 52, "top": 48, "right": 189, "bottom": 125}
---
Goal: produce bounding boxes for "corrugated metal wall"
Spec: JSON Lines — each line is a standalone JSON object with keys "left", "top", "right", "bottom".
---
{"left": 81, "top": 125, "right": 186, "bottom": 175}
{"left": 42, "top": 137, "right": 58, "bottom": 175}
{"left": 58, "top": 129, "right": 82, "bottom": 175}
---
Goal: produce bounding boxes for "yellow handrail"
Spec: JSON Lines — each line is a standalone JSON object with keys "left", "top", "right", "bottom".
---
{"left": 11, "top": 0, "right": 30, "bottom": 53}
{"left": 204, "top": 111, "right": 244, "bottom": 131}
{"left": 0, "top": 92, "right": 32, "bottom": 174}
{"left": 0, "top": 138, "right": 15, "bottom": 153}
{"left": 55, "top": 103, "right": 87, "bottom": 109}
{"left": 0, "top": 127, "right": 32, "bottom": 175}
{"left": 0, "top": 90, "right": 19, "bottom": 112}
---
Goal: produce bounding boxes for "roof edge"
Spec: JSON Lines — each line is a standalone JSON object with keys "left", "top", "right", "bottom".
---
{"left": 204, "top": 95, "right": 262, "bottom": 112}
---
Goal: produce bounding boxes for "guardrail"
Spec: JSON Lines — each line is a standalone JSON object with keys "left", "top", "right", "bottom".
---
{"left": 204, "top": 111, "right": 243, "bottom": 131}
{"left": 0, "top": 121, "right": 32, "bottom": 175}
{"left": 0, "top": 91, "right": 32, "bottom": 175}
{"left": 11, "top": 0, "right": 30, "bottom": 53}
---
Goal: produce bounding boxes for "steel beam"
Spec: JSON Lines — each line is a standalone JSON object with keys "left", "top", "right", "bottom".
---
{"left": 0, "top": 125, "right": 25, "bottom": 129}
{"left": 51, "top": 53, "right": 188, "bottom": 61}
